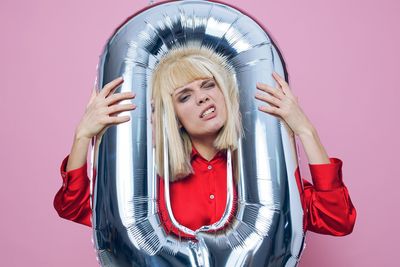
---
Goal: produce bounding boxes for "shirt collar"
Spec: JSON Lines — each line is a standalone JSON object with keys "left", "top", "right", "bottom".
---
{"left": 190, "top": 145, "right": 227, "bottom": 161}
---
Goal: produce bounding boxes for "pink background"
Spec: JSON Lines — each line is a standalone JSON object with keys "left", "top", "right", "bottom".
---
{"left": 1, "top": 0, "right": 398, "bottom": 266}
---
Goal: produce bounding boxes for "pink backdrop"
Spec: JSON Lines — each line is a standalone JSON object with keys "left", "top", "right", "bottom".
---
{"left": 1, "top": 0, "right": 398, "bottom": 266}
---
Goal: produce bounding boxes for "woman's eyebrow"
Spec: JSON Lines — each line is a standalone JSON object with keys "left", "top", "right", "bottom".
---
{"left": 174, "top": 79, "right": 214, "bottom": 97}
{"left": 200, "top": 78, "right": 214, "bottom": 87}
{"left": 174, "top": 87, "right": 192, "bottom": 97}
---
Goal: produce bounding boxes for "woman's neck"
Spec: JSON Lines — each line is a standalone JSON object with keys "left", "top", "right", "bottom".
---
{"left": 191, "top": 136, "right": 219, "bottom": 161}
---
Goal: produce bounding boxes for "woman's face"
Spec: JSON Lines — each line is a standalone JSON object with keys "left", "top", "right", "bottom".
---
{"left": 172, "top": 78, "right": 227, "bottom": 140}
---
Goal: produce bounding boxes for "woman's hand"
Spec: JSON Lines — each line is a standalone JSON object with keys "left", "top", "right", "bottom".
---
{"left": 66, "top": 77, "right": 135, "bottom": 171}
{"left": 255, "top": 72, "right": 331, "bottom": 164}
{"left": 255, "top": 72, "right": 314, "bottom": 136}
{"left": 75, "top": 77, "right": 136, "bottom": 140}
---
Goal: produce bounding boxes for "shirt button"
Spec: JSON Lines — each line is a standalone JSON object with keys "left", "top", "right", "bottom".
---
{"left": 207, "top": 165, "right": 212, "bottom": 170}
{"left": 209, "top": 194, "right": 215, "bottom": 200}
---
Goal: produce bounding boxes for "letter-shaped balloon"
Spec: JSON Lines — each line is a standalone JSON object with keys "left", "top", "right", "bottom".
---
{"left": 91, "top": 0, "right": 305, "bottom": 266}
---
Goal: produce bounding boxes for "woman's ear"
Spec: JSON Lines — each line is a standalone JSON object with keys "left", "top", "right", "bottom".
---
{"left": 175, "top": 116, "right": 182, "bottom": 129}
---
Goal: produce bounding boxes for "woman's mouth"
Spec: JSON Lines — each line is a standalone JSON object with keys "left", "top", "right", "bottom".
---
{"left": 201, "top": 107, "right": 215, "bottom": 118}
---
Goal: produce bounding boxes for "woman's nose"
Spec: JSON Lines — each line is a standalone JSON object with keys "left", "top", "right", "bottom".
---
{"left": 197, "top": 94, "right": 210, "bottom": 105}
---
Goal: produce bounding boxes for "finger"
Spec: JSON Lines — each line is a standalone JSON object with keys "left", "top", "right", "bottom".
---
{"left": 105, "top": 115, "right": 131, "bottom": 125}
{"left": 256, "top": 82, "right": 284, "bottom": 100}
{"left": 107, "top": 103, "right": 136, "bottom": 116}
{"left": 87, "top": 88, "right": 98, "bottom": 106}
{"left": 255, "top": 92, "right": 281, "bottom": 108}
{"left": 105, "top": 91, "right": 135, "bottom": 105}
{"left": 272, "top": 72, "right": 287, "bottom": 88}
{"left": 258, "top": 105, "right": 282, "bottom": 117}
{"left": 272, "top": 72, "right": 295, "bottom": 98}
{"left": 90, "top": 87, "right": 97, "bottom": 100}
{"left": 99, "top": 77, "right": 124, "bottom": 97}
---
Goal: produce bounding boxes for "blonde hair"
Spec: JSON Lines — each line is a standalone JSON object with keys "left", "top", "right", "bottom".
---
{"left": 151, "top": 45, "right": 242, "bottom": 181}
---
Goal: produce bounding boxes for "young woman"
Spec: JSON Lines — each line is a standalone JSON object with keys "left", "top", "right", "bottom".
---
{"left": 54, "top": 46, "right": 356, "bottom": 238}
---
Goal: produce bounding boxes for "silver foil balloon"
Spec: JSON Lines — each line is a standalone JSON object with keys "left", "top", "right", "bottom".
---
{"left": 90, "top": 0, "right": 305, "bottom": 266}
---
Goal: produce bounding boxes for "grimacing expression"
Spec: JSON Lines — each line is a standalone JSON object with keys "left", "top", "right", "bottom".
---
{"left": 172, "top": 78, "right": 227, "bottom": 140}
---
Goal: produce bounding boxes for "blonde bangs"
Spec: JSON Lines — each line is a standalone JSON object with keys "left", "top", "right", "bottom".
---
{"left": 162, "top": 57, "right": 214, "bottom": 95}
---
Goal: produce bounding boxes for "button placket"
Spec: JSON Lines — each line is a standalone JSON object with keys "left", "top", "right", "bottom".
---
{"left": 207, "top": 163, "right": 215, "bottom": 204}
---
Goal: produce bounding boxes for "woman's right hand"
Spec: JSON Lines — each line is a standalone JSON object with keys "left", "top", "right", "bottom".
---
{"left": 75, "top": 77, "right": 136, "bottom": 140}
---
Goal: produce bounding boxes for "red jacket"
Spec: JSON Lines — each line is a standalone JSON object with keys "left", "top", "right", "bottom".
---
{"left": 54, "top": 148, "right": 356, "bottom": 238}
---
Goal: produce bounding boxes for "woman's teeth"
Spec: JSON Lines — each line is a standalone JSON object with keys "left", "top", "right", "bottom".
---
{"left": 201, "top": 107, "right": 215, "bottom": 118}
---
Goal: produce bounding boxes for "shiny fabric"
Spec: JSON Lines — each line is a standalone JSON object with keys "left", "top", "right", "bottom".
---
{"left": 54, "top": 151, "right": 356, "bottom": 236}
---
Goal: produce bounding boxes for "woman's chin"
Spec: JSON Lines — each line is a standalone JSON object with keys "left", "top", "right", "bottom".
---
{"left": 204, "top": 125, "right": 225, "bottom": 138}
{"left": 186, "top": 121, "right": 225, "bottom": 140}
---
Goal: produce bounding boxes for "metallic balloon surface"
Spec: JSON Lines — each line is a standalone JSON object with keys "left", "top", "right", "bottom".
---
{"left": 91, "top": 0, "right": 305, "bottom": 266}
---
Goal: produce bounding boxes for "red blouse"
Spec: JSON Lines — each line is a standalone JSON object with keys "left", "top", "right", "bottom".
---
{"left": 54, "top": 148, "right": 356, "bottom": 238}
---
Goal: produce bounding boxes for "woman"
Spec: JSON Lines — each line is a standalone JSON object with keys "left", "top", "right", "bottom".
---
{"left": 54, "top": 46, "right": 356, "bottom": 238}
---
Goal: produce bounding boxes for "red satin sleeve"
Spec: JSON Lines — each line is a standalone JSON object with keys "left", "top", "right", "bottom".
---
{"left": 297, "top": 157, "right": 357, "bottom": 236}
{"left": 53, "top": 155, "right": 92, "bottom": 227}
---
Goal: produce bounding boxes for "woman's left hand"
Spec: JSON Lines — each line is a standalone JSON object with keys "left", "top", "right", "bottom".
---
{"left": 255, "top": 72, "right": 314, "bottom": 136}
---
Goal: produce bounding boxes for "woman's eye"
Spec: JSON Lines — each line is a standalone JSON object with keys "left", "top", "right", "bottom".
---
{"left": 180, "top": 95, "right": 190, "bottom": 102}
{"left": 205, "top": 82, "right": 215, "bottom": 88}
